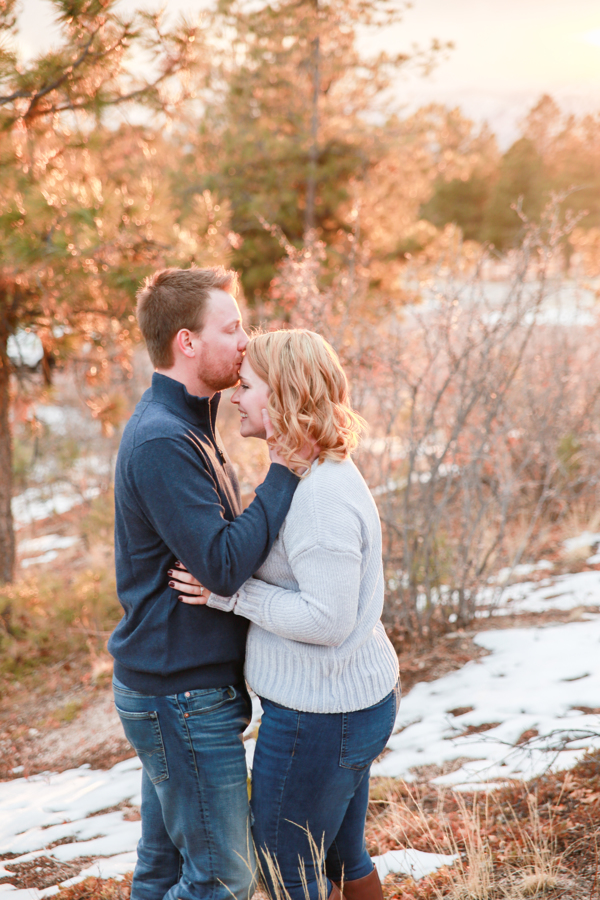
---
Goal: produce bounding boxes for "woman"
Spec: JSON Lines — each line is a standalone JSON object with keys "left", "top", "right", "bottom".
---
{"left": 170, "top": 330, "right": 400, "bottom": 900}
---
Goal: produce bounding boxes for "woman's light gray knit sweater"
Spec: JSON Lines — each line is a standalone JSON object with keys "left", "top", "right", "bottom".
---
{"left": 206, "top": 457, "right": 399, "bottom": 713}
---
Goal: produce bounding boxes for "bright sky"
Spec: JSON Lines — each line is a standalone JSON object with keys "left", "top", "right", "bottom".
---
{"left": 15, "top": 0, "right": 600, "bottom": 146}
{"left": 385, "top": 0, "right": 600, "bottom": 143}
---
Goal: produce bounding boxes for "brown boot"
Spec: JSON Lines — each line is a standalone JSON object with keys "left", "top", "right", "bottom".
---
{"left": 337, "top": 868, "right": 383, "bottom": 900}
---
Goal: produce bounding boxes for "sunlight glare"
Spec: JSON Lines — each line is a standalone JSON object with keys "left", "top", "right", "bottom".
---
{"left": 579, "top": 28, "right": 600, "bottom": 47}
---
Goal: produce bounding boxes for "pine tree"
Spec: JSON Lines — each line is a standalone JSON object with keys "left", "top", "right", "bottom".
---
{"left": 0, "top": 0, "right": 202, "bottom": 582}
{"left": 179, "top": 0, "right": 448, "bottom": 300}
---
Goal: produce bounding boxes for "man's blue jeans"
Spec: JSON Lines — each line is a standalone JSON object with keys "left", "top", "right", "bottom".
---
{"left": 251, "top": 682, "right": 400, "bottom": 900}
{"left": 113, "top": 676, "right": 256, "bottom": 900}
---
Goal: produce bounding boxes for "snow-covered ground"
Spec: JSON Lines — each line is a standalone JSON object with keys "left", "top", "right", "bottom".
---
{"left": 481, "top": 569, "right": 600, "bottom": 616}
{"left": 415, "top": 278, "right": 599, "bottom": 328}
{"left": 374, "top": 617, "right": 600, "bottom": 787}
{"left": 18, "top": 535, "right": 81, "bottom": 568}
{"left": 0, "top": 759, "right": 142, "bottom": 899}
{"left": 0, "top": 756, "right": 456, "bottom": 898}
{"left": 12, "top": 398, "right": 112, "bottom": 535}
{"left": 3, "top": 541, "right": 600, "bottom": 896}
{"left": 12, "top": 484, "right": 101, "bottom": 532}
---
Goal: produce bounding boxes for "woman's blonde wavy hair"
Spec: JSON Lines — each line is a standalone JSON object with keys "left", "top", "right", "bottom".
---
{"left": 246, "top": 329, "right": 366, "bottom": 474}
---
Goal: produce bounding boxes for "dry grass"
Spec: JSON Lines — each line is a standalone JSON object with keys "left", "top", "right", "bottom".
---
{"left": 54, "top": 873, "right": 133, "bottom": 899}
{"left": 43, "top": 752, "right": 600, "bottom": 900}
{"left": 1, "top": 494, "right": 120, "bottom": 685}
{"left": 366, "top": 752, "right": 600, "bottom": 899}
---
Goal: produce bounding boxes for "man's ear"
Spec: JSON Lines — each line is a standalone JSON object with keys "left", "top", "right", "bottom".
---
{"left": 175, "top": 329, "right": 196, "bottom": 359}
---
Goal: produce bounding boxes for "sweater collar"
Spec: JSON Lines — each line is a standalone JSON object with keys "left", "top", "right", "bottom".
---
{"left": 150, "top": 372, "right": 220, "bottom": 428}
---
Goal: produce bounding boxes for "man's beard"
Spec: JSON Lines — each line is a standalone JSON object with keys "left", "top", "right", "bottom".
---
{"left": 197, "top": 358, "right": 240, "bottom": 393}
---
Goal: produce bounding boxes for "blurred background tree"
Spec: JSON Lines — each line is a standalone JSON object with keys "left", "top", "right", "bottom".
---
{"left": 0, "top": 0, "right": 207, "bottom": 582}
{"left": 173, "top": 0, "right": 450, "bottom": 301}
{"left": 3, "top": 0, "right": 600, "bottom": 602}
{"left": 482, "top": 137, "right": 547, "bottom": 250}
{"left": 420, "top": 94, "right": 600, "bottom": 255}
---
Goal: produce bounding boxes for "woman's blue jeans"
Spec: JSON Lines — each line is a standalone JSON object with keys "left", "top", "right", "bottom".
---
{"left": 251, "top": 682, "right": 400, "bottom": 900}
{"left": 113, "top": 676, "right": 256, "bottom": 900}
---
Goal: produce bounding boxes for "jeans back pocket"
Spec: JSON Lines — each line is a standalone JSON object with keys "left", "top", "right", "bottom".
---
{"left": 115, "top": 706, "right": 169, "bottom": 784}
{"left": 340, "top": 686, "right": 399, "bottom": 771}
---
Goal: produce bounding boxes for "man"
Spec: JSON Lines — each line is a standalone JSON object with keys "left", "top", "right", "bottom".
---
{"left": 108, "top": 266, "right": 299, "bottom": 900}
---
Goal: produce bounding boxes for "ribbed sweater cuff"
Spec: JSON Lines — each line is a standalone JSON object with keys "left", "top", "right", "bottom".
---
{"left": 227, "top": 579, "right": 279, "bottom": 627}
{"left": 207, "top": 592, "right": 238, "bottom": 611}
{"left": 207, "top": 579, "right": 262, "bottom": 615}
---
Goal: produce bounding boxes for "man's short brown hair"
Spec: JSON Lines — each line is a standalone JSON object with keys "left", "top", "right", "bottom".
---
{"left": 136, "top": 266, "right": 238, "bottom": 368}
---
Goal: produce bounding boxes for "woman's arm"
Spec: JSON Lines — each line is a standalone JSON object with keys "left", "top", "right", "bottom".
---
{"left": 218, "top": 543, "right": 363, "bottom": 646}
{"left": 170, "top": 511, "right": 362, "bottom": 647}
{"left": 172, "top": 545, "right": 362, "bottom": 646}
{"left": 174, "top": 474, "right": 366, "bottom": 646}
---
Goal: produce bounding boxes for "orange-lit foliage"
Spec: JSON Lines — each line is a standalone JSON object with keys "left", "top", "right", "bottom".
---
{"left": 0, "top": 0, "right": 219, "bottom": 581}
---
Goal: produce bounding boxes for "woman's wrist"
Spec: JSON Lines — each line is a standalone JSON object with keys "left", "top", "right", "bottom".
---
{"left": 206, "top": 591, "right": 240, "bottom": 612}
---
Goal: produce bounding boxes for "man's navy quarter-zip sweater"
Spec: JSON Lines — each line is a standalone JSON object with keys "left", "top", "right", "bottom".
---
{"left": 108, "top": 372, "right": 299, "bottom": 696}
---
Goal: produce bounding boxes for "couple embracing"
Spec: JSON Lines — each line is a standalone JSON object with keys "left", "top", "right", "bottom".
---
{"left": 108, "top": 266, "right": 400, "bottom": 900}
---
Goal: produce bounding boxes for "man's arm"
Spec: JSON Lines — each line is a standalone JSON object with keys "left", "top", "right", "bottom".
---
{"left": 204, "top": 486, "right": 365, "bottom": 645}
{"left": 130, "top": 436, "right": 298, "bottom": 596}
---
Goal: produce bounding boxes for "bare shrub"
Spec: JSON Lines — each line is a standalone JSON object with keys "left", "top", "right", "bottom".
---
{"left": 275, "top": 200, "right": 600, "bottom": 641}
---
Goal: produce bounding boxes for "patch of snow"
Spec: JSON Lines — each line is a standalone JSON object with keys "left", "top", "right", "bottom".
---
{"left": 414, "top": 279, "right": 599, "bottom": 329}
{"left": 60, "top": 851, "right": 138, "bottom": 885}
{"left": 0, "top": 886, "right": 60, "bottom": 898}
{"left": 371, "top": 479, "right": 406, "bottom": 498}
{"left": 72, "top": 455, "right": 112, "bottom": 478}
{"left": 0, "top": 889, "right": 50, "bottom": 898}
{"left": 21, "top": 551, "right": 59, "bottom": 568}
{"left": 563, "top": 531, "right": 600, "bottom": 553}
{"left": 33, "top": 406, "right": 70, "bottom": 436}
{"left": 0, "top": 759, "right": 142, "bottom": 897}
{"left": 5, "top": 571, "right": 600, "bottom": 893}
{"left": 492, "top": 560, "right": 553, "bottom": 585}
{"left": 374, "top": 848, "right": 459, "bottom": 880}
{"left": 5, "top": 810, "right": 140, "bottom": 859}
{"left": 7, "top": 331, "right": 44, "bottom": 367}
{"left": 450, "top": 782, "right": 509, "bottom": 792}
{"left": 0, "top": 751, "right": 457, "bottom": 893}
{"left": 373, "top": 617, "right": 600, "bottom": 788}
{"left": 0, "top": 850, "right": 139, "bottom": 899}
{"left": 370, "top": 464, "right": 459, "bottom": 498}
{"left": 524, "top": 306, "right": 595, "bottom": 327}
{"left": 18, "top": 535, "right": 80, "bottom": 555}
{"left": 360, "top": 437, "right": 405, "bottom": 460}
{"left": 32, "top": 404, "right": 101, "bottom": 441}
{"left": 0, "top": 758, "right": 142, "bottom": 850}
{"left": 18, "top": 535, "right": 80, "bottom": 567}
{"left": 12, "top": 484, "right": 101, "bottom": 530}
{"left": 477, "top": 569, "right": 600, "bottom": 616}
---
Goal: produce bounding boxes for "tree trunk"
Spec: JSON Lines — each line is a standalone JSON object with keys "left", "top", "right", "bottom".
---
{"left": 0, "top": 318, "right": 15, "bottom": 584}
{"left": 304, "top": 1, "right": 320, "bottom": 237}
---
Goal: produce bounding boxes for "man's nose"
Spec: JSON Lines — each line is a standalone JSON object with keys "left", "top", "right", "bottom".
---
{"left": 239, "top": 329, "right": 249, "bottom": 350}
